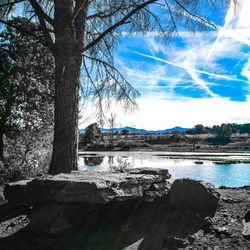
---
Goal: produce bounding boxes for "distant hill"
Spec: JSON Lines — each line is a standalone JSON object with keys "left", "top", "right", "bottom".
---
{"left": 79, "top": 126, "right": 189, "bottom": 134}
{"left": 147, "top": 126, "right": 190, "bottom": 134}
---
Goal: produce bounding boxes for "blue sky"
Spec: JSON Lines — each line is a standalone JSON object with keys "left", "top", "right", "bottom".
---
{"left": 83, "top": 0, "right": 250, "bottom": 130}
{"left": 8, "top": 0, "right": 250, "bottom": 130}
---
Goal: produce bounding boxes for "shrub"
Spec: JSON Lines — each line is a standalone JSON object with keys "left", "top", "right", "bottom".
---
{"left": 116, "top": 141, "right": 131, "bottom": 151}
{"left": 109, "top": 157, "right": 132, "bottom": 172}
{"left": 206, "top": 137, "right": 231, "bottom": 145}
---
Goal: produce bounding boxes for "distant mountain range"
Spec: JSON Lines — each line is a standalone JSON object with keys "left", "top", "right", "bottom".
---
{"left": 79, "top": 126, "right": 189, "bottom": 134}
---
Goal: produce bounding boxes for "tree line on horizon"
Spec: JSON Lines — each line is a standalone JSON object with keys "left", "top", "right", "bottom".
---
{"left": 80, "top": 122, "right": 250, "bottom": 148}
{"left": 188, "top": 123, "right": 250, "bottom": 137}
{"left": 82, "top": 122, "right": 250, "bottom": 136}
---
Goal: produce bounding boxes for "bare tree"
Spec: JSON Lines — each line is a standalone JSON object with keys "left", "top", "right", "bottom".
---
{"left": 108, "top": 113, "right": 117, "bottom": 145}
{"left": 0, "top": 0, "right": 233, "bottom": 174}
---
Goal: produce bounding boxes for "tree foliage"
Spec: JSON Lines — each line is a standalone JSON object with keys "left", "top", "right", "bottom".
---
{"left": 0, "top": 17, "right": 54, "bottom": 131}
{"left": 84, "top": 123, "right": 101, "bottom": 144}
{"left": 212, "top": 124, "right": 233, "bottom": 139}
{"left": 0, "top": 46, "right": 15, "bottom": 160}
{"left": 0, "top": 17, "right": 54, "bottom": 181}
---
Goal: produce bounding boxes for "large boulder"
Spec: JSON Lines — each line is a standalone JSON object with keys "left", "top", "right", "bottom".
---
{"left": 169, "top": 178, "right": 220, "bottom": 213}
{"left": 242, "top": 210, "right": 250, "bottom": 239}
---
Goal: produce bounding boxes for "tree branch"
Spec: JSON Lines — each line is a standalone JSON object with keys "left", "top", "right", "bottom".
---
{"left": 82, "top": 61, "right": 105, "bottom": 120}
{"left": 28, "top": 0, "right": 55, "bottom": 51}
{"left": 164, "top": 0, "right": 177, "bottom": 34}
{"left": 28, "top": 0, "right": 54, "bottom": 25}
{"left": 86, "top": 3, "right": 123, "bottom": 20}
{"left": 0, "top": 0, "right": 25, "bottom": 8}
{"left": 73, "top": 0, "right": 87, "bottom": 21}
{"left": 84, "top": 54, "right": 140, "bottom": 107}
{"left": 82, "top": 0, "right": 158, "bottom": 52}
{"left": 174, "top": 0, "right": 218, "bottom": 29}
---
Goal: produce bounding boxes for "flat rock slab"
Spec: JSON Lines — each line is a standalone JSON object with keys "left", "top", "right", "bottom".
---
{"left": 4, "top": 168, "right": 171, "bottom": 205}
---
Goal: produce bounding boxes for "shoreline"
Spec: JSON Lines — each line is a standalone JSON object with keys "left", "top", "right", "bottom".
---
{"left": 79, "top": 150, "right": 250, "bottom": 165}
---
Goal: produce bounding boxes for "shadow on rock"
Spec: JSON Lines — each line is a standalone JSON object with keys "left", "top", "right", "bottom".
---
{"left": 49, "top": 198, "right": 217, "bottom": 250}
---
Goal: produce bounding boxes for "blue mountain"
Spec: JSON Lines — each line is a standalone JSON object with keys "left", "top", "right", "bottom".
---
{"left": 79, "top": 126, "right": 189, "bottom": 134}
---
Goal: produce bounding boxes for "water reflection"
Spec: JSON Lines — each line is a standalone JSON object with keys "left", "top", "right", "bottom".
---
{"left": 84, "top": 156, "right": 104, "bottom": 166}
{"left": 79, "top": 152, "right": 250, "bottom": 187}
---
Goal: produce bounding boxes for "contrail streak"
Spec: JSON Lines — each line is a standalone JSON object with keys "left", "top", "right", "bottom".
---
{"left": 186, "top": 70, "right": 218, "bottom": 98}
{"left": 134, "top": 51, "right": 247, "bottom": 83}
{"left": 207, "top": 0, "right": 235, "bottom": 60}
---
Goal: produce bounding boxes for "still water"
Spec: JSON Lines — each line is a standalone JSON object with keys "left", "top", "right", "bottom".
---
{"left": 79, "top": 151, "right": 250, "bottom": 187}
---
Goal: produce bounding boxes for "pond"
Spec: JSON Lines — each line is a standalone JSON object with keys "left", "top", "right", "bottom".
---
{"left": 78, "top": 151, "right": 250, "bottom": 188}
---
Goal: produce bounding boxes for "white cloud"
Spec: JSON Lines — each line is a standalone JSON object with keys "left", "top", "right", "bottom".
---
{"left": 132, "top": 96, "right": 250, "bottom": 129}
{"left": 238, "top": 0, "right": 250, "bottom": 28}
{"left": 207, "top": 0, "right": 235, "bottom": 60}
{"left": 79, "top": 94, "right": 250, "bottom": 130}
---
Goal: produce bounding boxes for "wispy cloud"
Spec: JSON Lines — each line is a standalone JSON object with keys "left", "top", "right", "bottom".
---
{"left": 133, "top": 51, "right": 246, "bottom": 83}
{"left": 207, "top": 0, "right": 235, "bottom": 60}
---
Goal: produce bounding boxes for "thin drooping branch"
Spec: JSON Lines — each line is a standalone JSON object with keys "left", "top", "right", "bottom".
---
{"left": 174, "top": 0, "right": 218, "bottom": 29}
{"left": 164, "top": 0, "right": 177, "bottom": 35}
{"left": 142, "top": 6, "right": 168, "bottom": 37}
{"left": 87, "top": 20, "right": 114, "bottom": 64}
{"left": 82, "top": 0, "right": 158, "bottom": 52}
{"left": 84, "top": 54, "right": 139, "bottom": 109}
{"left": 82, "top": 60, "right": 105, "bottom": 121}
{"left": 87, "top": 3, "right": 123, "bottom": 20}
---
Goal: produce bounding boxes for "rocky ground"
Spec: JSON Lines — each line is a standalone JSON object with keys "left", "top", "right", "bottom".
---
{"left": 186, "top": 187, "right": 250, "bottom": 250}
{"left": 0, "top": 170, "right": 249, "bottom": 250}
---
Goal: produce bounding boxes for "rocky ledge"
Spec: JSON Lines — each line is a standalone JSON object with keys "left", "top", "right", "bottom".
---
{"left": 0, "top": 169, "right": 249, "bottom": 250}
{"left": 4, "top": 168, "right": 171, "bottom": 205}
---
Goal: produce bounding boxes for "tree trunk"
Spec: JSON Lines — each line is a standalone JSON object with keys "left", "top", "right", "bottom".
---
{"left": 0, "top": 132, "right": 3, "bottom": 161}
{"left": 48, "top": 0, "right": 88, "bottom": 174}
{"left": 49, "top": 51, "right": 82, "bottom": 174}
